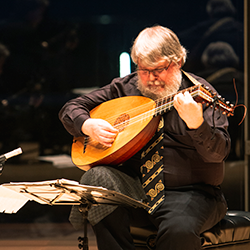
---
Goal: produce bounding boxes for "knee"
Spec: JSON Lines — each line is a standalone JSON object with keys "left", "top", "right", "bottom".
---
{"left": 79, "top": 166, "right": 108, "bottom": 185}
{"left": 83, "top": 166, "right": 108, "bottom": 176}
{"left": 156, "top": 219, "right": 201, "bottom": 249}
{"left": 79, "top": 166, "right": 120, "bottom": 187}
{"left": 158, "top": 217, "right": 200, "bottom": 246}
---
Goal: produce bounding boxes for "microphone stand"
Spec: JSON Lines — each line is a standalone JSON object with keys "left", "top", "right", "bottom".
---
{"left": 0, "top": 148, "right": 22, "bottom": 175}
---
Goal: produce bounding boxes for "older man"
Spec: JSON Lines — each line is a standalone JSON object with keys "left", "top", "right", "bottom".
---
{"left": 59, "top": 25, "right": 230, "bottom": 250}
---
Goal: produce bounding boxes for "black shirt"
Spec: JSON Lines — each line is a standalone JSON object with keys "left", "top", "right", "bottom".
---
{"left": 59, "top": 72, "right": 231, "bottom": 187}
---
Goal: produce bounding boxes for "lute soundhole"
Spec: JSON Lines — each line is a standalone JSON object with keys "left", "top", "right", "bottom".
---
{"left": 114, "top": 113, "right": 130, "bottom": 132}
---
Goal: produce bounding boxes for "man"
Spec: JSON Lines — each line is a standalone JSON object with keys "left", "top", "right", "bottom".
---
{"left": 59, "top": 25, "right": 230, "bottom": 250}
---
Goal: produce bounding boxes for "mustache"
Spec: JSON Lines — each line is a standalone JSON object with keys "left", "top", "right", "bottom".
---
{"left": 147, "top": 80, "right": 165, "bottom": 87}
{"left": 137, "top": 70, "right": 182, "bottom": 100}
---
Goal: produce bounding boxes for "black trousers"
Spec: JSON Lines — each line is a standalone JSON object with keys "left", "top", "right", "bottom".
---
{"left": 92, "top": 186, "right": 227, "bottom": 250}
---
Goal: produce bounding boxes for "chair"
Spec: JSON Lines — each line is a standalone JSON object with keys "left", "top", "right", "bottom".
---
{"left": 130, "top": 210, "right": 250, "bottom": 249}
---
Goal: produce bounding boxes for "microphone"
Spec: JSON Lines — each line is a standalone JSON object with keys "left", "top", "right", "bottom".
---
{"left": 0, "top": 148, "right": 22, "bottom": 175}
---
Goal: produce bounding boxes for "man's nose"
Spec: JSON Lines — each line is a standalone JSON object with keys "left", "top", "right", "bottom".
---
{"left": 149, "top": 71, "right": 157, "bottom": 81}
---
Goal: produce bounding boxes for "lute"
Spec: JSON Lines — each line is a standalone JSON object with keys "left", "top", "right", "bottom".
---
{"left": 71, "top": 84, "right": 234, "bottom": 171}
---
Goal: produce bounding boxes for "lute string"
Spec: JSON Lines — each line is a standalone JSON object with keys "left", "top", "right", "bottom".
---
{"left": 83, "top": 85, "right": 233, "bottom": 146}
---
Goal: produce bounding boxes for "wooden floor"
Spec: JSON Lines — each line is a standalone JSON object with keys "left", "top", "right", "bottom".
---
{"left": 0, "top": 157, "right": 98, "bottom": 250}
{"left": 0, "top": 222, "right": 98, "bottom": 250}
{"left": 0, "top": 150, "right": 246, "bottom": 250}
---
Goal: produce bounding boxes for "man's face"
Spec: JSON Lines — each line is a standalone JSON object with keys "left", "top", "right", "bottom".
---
{"left": 137, "top": 60, "right": 182, "bottom": 100}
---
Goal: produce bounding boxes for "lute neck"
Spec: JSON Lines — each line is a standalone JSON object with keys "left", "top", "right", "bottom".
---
{"left": 153, "top": 85, "right": 205, "bottom": 117}
{"left": 153, "top": 83, "right": 234, "bottom": 117}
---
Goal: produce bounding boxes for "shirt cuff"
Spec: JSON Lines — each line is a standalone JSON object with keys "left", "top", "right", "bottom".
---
{"left": 186, "top": 121, "right": 212, "bottom": 142}
{"left": 74, "top": 115, "right": 89, "bottom": 137}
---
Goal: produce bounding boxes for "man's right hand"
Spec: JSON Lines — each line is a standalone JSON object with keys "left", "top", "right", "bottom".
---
{"left": 81, "top": 118, "right": 118, "bottom": 147}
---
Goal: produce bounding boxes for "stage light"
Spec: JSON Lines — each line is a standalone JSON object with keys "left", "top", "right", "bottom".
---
{"left": 119, "top": 52, "right": 131, "bottom": 77}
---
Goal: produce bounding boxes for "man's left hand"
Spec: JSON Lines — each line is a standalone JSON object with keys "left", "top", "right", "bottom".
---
{"left": 173, "top": 91, "right": 204, "bottom": 129}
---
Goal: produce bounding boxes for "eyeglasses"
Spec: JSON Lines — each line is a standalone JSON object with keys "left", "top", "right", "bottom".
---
{"left": 137, "top": 61, "right": 172, "bottom": 77}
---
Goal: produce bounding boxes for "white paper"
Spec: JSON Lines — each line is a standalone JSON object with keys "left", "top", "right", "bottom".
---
{"left": 0, "top": 185, "right": 29, "bottom": 213}
{"left": 0, "top": 179, "right": 148, "bottom": 212}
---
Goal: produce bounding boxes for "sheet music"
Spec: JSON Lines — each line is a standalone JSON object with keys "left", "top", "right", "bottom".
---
{"left": 0, "top": 178, "right": 149, "bottom": 214}
{"left": 3, "top": 179, "right": 84, "bottom": 206}
{"left": 0, "top": 186, "right": 29, "bottom": 213}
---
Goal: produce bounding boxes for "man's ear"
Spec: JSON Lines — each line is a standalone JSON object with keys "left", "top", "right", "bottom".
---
{"left": 178, "top": 60, "right": 182, "bottom": 68}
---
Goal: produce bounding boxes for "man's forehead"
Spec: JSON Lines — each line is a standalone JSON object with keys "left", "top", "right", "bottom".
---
{"left": 138, "top": 59, "right": 167, "bottom": 69}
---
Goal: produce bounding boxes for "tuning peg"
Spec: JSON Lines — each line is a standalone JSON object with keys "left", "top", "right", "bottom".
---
{"left": 210, "top": 105, "right": 218, "bottom": 110}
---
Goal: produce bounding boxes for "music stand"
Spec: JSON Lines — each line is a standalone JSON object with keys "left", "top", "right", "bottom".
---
{"left": 1, "top": 178, "right": 149, "bottom": 249}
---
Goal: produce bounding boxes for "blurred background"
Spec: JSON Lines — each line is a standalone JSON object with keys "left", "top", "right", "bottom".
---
{"left": 0, "top": 0, "right": 246, "bottom": 242}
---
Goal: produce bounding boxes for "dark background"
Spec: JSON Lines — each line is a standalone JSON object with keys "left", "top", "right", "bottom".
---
{"left": 0, "top": 0, "right": 245, "bottom": 224}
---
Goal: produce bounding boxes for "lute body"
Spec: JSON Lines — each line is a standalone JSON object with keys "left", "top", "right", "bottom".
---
{"left": 71, "top": 84, "right": 234, "bottom": 171}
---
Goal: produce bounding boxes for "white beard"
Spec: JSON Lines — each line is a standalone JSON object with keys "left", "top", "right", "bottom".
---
{"left": 137, "top": 70, "right": 182, "bottom": 100}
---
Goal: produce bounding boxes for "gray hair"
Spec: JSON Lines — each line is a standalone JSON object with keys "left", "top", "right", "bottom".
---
{"left": 131, "top": 25, "right": 187, "bottom": 67}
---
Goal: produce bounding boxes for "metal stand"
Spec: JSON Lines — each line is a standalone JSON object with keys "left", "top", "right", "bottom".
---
{"left": 78, "top": 203, "right": 92, "bottom": 250}
{"left": 0, "top": 179, "right": 149, "bottom": 250}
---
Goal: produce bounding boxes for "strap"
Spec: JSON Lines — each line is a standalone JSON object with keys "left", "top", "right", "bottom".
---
{"left": 140, "top": 117, "right": 165, "bottom": 214}
{"left": 181, "top": 70, "right": 201, "bottom": 86}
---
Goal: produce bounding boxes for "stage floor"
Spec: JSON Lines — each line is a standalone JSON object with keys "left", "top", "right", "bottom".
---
{"left": 0, "top": 158, "right": 97, "bottom": 250}
{"left": 0, "top": 153, "right": 246, "bottom": 250}
{"left": 0, "top": 222, "right": 98, "bottom": 250}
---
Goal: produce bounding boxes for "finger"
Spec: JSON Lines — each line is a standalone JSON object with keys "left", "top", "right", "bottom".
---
{"left": 183, "top": 91, "right": 194, "bottom": 102}
{"left": 111, "top": 126, "right": 119, "bottom": 133}
{"left": 174, "top": 93, "right": 184, "bottom": 106}
{"left": 99, "top": 130, "right": 118, "bottom": 146}
{"left": 101, "top": 121, "right": 119, "bottom": 133}
{"left": 101, "top": 132, "right": 117, "bottom": 141}
{"left": 173, "top": 94, "right": 180, "bottom": 108}
{"left": 99, "top": 137, "right": 115, "bottom": 147}
{"left": 101, "top": 127, "right": 118, "bottom": 137}
{"left": 104, "top": 126, "right": 118, "bottom": 134}
{"left": 100, "top": 136, "right": 115, "bottom": 144}
{"left": 174, "top": 93, "right": 181, "bottom": 103}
